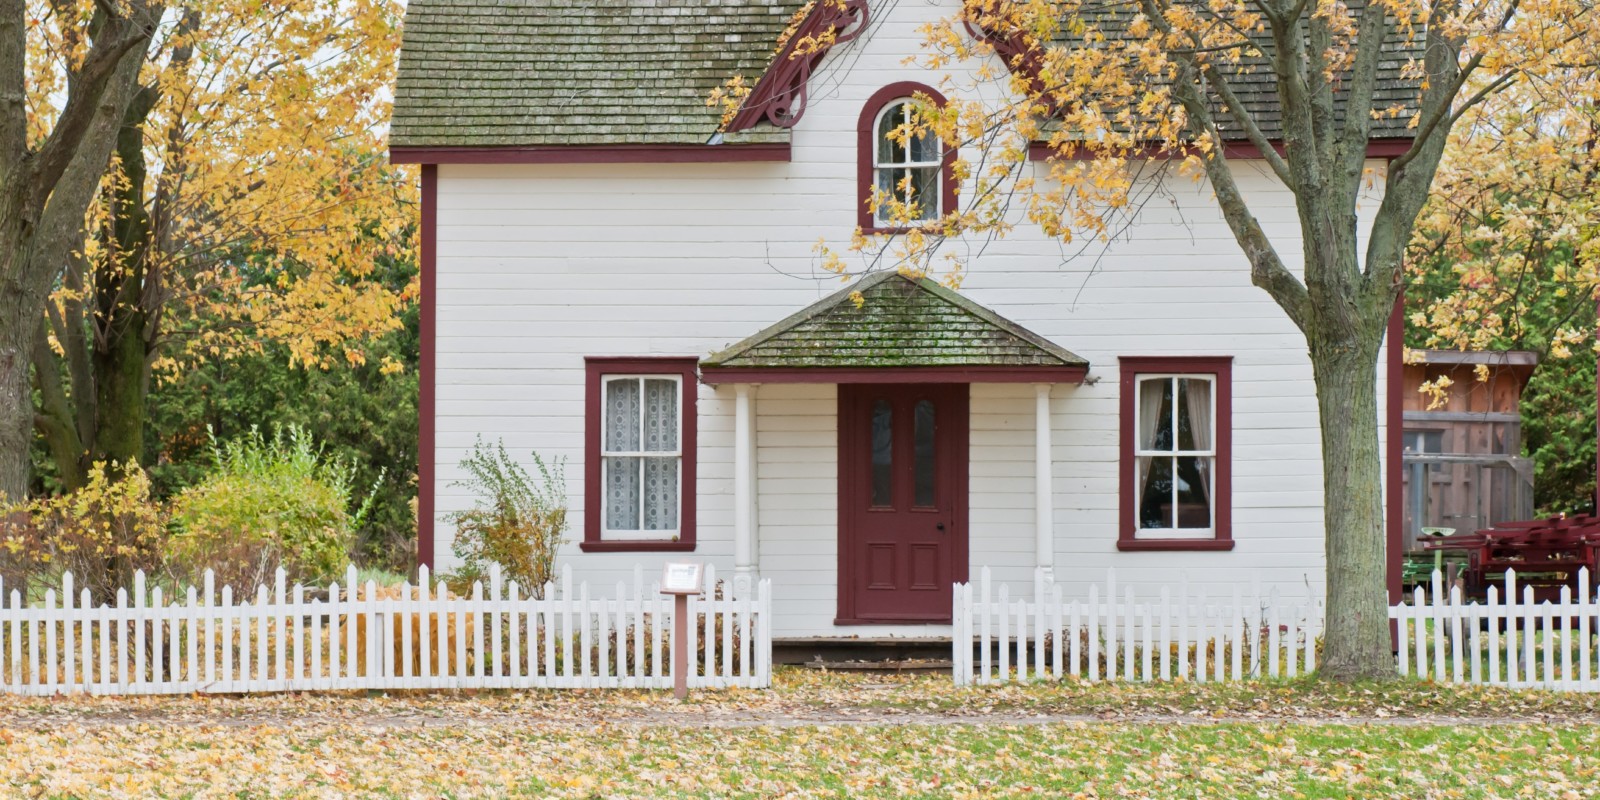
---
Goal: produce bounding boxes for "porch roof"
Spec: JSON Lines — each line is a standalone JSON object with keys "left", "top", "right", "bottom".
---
{"left": 700, "top": 271, "right": 1089, "bottom": 384}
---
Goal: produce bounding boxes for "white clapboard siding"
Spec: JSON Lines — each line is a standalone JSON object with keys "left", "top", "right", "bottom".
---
{"left": 1390, "top": 568, "right": 1600, "bottom": 692}
{"left": 0, "top": 564, "right": 771, "bottom": 696}
{"left": 954, "top": 567, "right": 1322, "bottom": 686}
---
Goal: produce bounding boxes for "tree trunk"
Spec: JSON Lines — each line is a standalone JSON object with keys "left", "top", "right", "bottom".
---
{"left": 93, "top": 92, "right": 157, "bottom": 470}
{"left": 1309, "top": 331, "right": 1394, "bottom": 680}
{"left": 0, "top": 30, "right": 150, "bottom": 500}
{"left": 0, "top": 182, "right": 43, "bottom": 501}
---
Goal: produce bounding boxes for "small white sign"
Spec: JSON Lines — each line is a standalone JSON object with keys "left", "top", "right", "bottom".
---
{"left": 661, "top": 562, "right": 705, "bottom": 595}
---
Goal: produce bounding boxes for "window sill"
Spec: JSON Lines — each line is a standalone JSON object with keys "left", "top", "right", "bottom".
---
{"left": 861, "top": 223, "right": 939, "bottom": 236}
{"left": 1117, "top": 538, "right": 1235, "bottom": 552}
{"left": 579, "top": 540, "right": 697, "bottom": 553}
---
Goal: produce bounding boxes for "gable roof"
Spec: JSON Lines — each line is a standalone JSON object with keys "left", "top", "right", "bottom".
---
{"left": 390, "top": 0, "right": 806, "bottom": 148}
{"left": 391, "top": 1, "right": 1425, "bottom": 151}
{"left": 700, "top": 271, "right": 1089, "bottom": 376}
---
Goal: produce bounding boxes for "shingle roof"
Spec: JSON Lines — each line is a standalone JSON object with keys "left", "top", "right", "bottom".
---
{"left": 390, "top": 0, "right": 806, "bottom": 148}
{"left": 390, "top": 1, "right": 1424, "bottom": 148}
{"left": 701, "top": 271, "right": 1089, "bottom": 370}
{"left": 1044, "top": 5, "right": 1424, "bottom": 141}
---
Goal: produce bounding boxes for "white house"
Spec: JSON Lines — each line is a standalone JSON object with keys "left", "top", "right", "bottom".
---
{"left": 389, "top": 0, "right": 1414, "bottom": 640}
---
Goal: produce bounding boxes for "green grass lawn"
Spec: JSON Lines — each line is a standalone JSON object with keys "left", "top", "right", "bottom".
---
{"left": 3, "top": 670, "right": 1599, "bottom": 798}
{"left": 2, "top": 719, "right": 1594, "bottom": 798}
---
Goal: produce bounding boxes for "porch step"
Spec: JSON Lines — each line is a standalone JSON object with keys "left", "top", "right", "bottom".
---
{"left": 773, "top": 637, "right": 950, "bottom": 665}
{"left": 803, "top": 658, "right": 954, "bottom": 674}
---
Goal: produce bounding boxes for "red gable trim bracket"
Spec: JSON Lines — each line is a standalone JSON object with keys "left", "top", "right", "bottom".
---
{"left": 723, "top": 0, "right": 870, "bottom": 132}
{"left": 963, "top": 16, "right": 1057, "bottom": 115}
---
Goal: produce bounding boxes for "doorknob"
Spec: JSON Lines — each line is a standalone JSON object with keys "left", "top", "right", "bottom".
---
{"left": 936, "top": 523, "right": 946, "bottom": 532}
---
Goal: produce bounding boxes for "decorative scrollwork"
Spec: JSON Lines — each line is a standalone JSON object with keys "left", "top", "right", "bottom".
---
{"left": 725, "top": 0, "right": 871, "bottom": 132}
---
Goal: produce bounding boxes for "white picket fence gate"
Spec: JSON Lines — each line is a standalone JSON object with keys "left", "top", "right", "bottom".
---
{"left": 0, "top": 563, "right": 771, "bottom": 696}
{"left": 1394, "top": 568, "right": 1600, "bottom": 691}
{"left": 954, "top": 567, "right": 1323, "bottom": 686}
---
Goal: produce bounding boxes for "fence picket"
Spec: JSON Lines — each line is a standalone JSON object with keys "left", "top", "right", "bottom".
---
{"left": 998, "top": 584, "right": 1011, "bottom": 682}
{"left": 1104, "top": 570, "right": 1116, "bottom": 681}
{"left": 1141, "top": 597, "right": 1153, "bottom": 682}
{"left": 1084, "top": 583, "right": 1095, "bottom": 683}
{"left": 63, "top": 575, "right": 75, "bottom": 692}
{"left": 1561, "top": 586, "right": 1574, "bottom": 688}
{"left": 151, "top": 587, "right": 164, "bottom": 690}
{"left": 7, "top": 590, "right": 19, "bottom": 692}
{"left": 1123, "top": 588, "right": 1136, "bottom": 681}
{"left": 1581, "top": 568, "right": 1593, "bottom": 690}
{"left": 1541, "top": 594, "right": 1555, "bottom": 688}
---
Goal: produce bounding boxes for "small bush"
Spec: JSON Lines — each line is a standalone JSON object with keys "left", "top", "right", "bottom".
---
{"left": 446, "top": 438, "right": 567, "bottom": 597}
{"left": 169, "top": 425, "right": 375, "bottom": 588}
{"left": 0, "top": 462, "right": 166, "bottom": 604}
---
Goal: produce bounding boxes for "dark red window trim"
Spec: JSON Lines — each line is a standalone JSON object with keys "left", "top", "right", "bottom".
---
{"left": 1117, "top": 356, "right": 1235, "bottom": 552}
{"left": 857, "top": 82, "right": 958, "bottom": 234}
{"left": 582, "top": 357, "right": 700, "bottom": 553}
{"left": 417, "top": 164, "right": 437, "bottom": 570}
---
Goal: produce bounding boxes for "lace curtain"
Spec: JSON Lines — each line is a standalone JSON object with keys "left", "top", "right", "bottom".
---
{"left": 604, "top": 377, "right": 679, "bottom": 532}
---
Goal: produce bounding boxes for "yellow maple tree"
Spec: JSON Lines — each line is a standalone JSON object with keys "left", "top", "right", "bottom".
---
{"left": 25, "top": 0, "right": 414, "bottom": 489}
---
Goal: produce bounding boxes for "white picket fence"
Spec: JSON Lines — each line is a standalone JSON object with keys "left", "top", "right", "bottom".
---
{"left": 0, "top": 563, "right": 771, "bottom": 696}
{"left": 953, "top": 567, "right": 1323, "bottom": 686}
{"left": 1394, "top": 568, "right": 1600, "bottom": 691}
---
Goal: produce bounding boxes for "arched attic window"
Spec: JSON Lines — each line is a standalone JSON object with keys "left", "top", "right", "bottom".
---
{"left": 857, "top": 83, "right": 957, "bottom": 233}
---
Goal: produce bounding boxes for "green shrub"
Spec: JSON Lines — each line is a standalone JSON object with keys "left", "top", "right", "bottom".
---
{"left": 0, "top": 461, "right": 167, "bottom": 604}
{"left": 169, "top": 425, "right": 375, "bottom": 588}
{"left": 446, "top": 438, "right": 567, "bottom": 597}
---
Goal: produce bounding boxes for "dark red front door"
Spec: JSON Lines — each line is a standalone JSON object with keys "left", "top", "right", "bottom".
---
{"left": 838, "top": 384, "right": 968, "bottom": 623}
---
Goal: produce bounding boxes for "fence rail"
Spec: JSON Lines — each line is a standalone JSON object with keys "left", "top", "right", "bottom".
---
{"left": 953, "top": 568, "right": 1322, "bottom": 686}
{"left": 1393, "top": 568, "right": 1600, "bottom": 691}
{"left": 0, "top": 564, "right": 771, "bottom": 696}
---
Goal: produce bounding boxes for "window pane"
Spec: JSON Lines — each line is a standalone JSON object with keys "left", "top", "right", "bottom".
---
{"left": 875, "top": 167, "right": 901, "bottom": 222}
{"left": 877, "top": 103, "right": 907, "bottom": 164}
{"left": 1138, "top": 455, "right": 1174, "bottom": 529}
{"left": 909, "top": 122, "right": 940, "bottom": 164}
{"left": 871, "top": 400, "right": 893, "bottom": 506}
{"left": 642, "top": 457, "right": 679, "bottom": 531}
{"left": 1137, "top": 377, "right": 1173, "bottom": 452}
{"left": 909, "top": 166, "right": 939, "bottom": 219}
{"left": 605, "top": 379, "right": 641, "bottom": 452}
{"left": 605, "top": 456, "right": 641, "bottom": 530}
{"left": 1174, "top": 455, "right": 1212, "bottom": 528}
{"left": 642, "top": 378, "right": 678, "bottom": 452}
{"left": 1177, "top": 377, "right": 1212, "bottom": 451}
{"left": 914, "top": 399, "right": 935, "bottom": 507}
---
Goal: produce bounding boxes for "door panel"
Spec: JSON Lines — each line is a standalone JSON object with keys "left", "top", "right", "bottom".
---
{"left": 838, "top": 384, "right": 968, "bottom": 623}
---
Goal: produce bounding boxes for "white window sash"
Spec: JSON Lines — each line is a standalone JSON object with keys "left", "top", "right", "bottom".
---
{"left": 872, "top": 99, "right": 942, "bottom": 222}
{"left": 600, "top": 374, "right": 684, "bottom": 540}
{"left": 1133, "top": 372, "right": 1218, "bottom": 537}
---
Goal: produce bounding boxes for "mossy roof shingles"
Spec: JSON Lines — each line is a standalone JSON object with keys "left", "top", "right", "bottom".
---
{"left": 1052, "top": 3, "right": 1425, "bottom": 142}
{"left": 391, "top": 1, "right": 1424, "bottom": 148}
{"left": 702, "top": 272, "right": 1089, "bottom": 370}
{"left": 391, "top": 0, "right": 806, "bottom": 148}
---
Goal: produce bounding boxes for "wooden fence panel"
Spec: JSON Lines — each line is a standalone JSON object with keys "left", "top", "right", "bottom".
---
{"left": 0, "top": 565, "right": 772, "bottom": 696}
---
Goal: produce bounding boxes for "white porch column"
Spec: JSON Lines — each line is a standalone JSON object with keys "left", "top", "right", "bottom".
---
{"left": 1034, "top": 383, "right": 1055, "bottom": 585}
{"left": 734, "top": 384, "right": 758, "bottom": 579}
